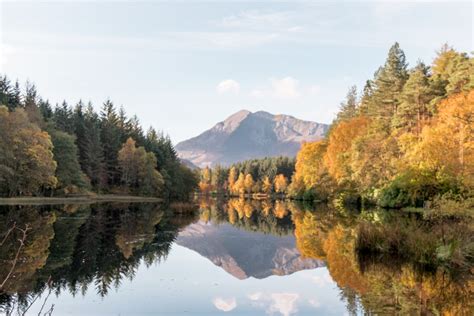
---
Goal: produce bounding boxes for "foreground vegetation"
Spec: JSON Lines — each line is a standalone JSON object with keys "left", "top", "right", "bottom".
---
{"left": 0, "top": 80, "right": 198, "bottom": 199}
{"left": 199, "top": 43, "right": 473, "bottom": 209}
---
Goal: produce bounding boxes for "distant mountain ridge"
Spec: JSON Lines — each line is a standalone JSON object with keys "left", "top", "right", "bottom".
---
{"left": 176, "top": 110, "right": 329, "bottom": 167}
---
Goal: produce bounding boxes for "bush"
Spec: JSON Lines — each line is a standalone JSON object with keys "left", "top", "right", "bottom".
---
{"left": 378, "top": 169, "right": 459, "bottom": 208}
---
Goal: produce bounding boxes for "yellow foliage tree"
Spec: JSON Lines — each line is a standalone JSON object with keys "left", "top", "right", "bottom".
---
{"left": 262, "top": 176, "right": 273, "bottom": 194}
{"left": 405, "top": 90, "right": 474, "bottom": 188}
{"left": 324, "top": 116, "right": 370, "bottom": 183}
{"left": 274, "top": 174, "right": 288, "bottom": 194}
{"left": 199, "top": 167, "right": 212, "bottom": 194}
{"left": 293, "top": 141, "right": 328, "bottom": 190}
{"left": 234, "top": 172, "right": 246, "bottom": 195}
{"left": 0, "top": 106, "right": 57, "bottom": 196}
{"left": 228, "top": 167, "right": 237, "bottom": 195}
{"left": 244, "top": 173, "right": 255, "bottom": 194}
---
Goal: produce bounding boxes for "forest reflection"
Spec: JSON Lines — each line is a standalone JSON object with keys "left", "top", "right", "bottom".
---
{"left": 0, "top": 199, "right": 472, "bottom": 315}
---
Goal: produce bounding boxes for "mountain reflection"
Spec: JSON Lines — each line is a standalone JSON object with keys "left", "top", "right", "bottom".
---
{"left": 0, "top": 199, "right": 472, "bottom": 315}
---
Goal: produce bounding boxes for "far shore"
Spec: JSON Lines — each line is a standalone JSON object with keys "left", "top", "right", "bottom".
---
{"left": 0, "top": 194, "right": 162, "bottom": 205}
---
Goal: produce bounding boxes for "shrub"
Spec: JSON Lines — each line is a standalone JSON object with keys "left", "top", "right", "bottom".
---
{"left": 378, "top": 169, "right": 459, "bottom": 208}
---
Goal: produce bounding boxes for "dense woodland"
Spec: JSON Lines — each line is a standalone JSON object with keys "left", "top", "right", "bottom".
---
{"left": 0, "top": 82, "right": 198, "bottom": 199}
{"left": 200, "top": 43, "right": 473, "bottom": 208}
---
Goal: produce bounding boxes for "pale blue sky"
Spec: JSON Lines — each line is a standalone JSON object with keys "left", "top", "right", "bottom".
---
{"left": 1, "top": 1, "right": 472, "bottom": 143}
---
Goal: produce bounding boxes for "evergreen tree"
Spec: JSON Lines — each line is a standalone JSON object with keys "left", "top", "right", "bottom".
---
{"left": 73, "top": 101, "right": 89, "bottom": 173}
{"left": 23, "top": 81, "right": 43, "bottom": 125}
{"left": 100, "top": 100, "right": 122, "bottom": 186}
{"left": 54, "top": 101, "right": 74, "bottom": 133}
{"left": 38, "top": 99, "right": 53, "bottom": 120}
{"left": 0, "top": 75, "right": 12, "bottom": 109}
{"left": 50, "top": 129, "right": 90, "bottom": 193}
{"left": 392, "top": 62, "right": 436, "bottom": 134}
{"left": 336, "top": 86, "right": 358, "bottom": 122}
{"left": 84, "top": 103, "right": 106, "bottom": 189}
{"left": 9, "top": 80, "right": 21, "bottom": 109}
{"left": 369, "top": 42, "right": 408, "bottom": 131}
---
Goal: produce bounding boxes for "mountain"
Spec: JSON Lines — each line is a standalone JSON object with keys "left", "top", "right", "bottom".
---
{"left": 176, "top": 221, "right": 324, "bottom": 280}
{"left": 176, "top": 110, "right": 329, "bottom": 167}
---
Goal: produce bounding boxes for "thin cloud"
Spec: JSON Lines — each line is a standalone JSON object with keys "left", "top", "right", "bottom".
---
{"left": 217, "top": 79, "right": 240, "bottom": 95}
{"left": 218, "top": 10, "right": 291, "bottom": 30}
{"left": 250, "top": 77, "right": 300, "bottom": 99}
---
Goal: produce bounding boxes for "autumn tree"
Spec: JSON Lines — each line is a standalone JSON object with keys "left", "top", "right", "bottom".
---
{"left": 234, "top": 172, "right": 246, "bottom": 196}
{"left": 228, "top": 167, "right": 238, "bottom": 195}
{"left": 324, "top": 116, "right": 370, "bottom": 183}
{"left": 199, "top": 167, "right": 212, "bottom": 194}
{"left": 118, "top": 137, "right": 164, "bottom": 196}
{"left": 274, "top": 174, "right": 288, "bottom": 194}
{"left": 293, "top": 141, "right": 330, "bottom": 194}
{"left": 262, "top": 176, "right": 273, "bottom": 194}
{"left": 0, "top": 107, "right": 57, "bottom": 196}
{"left": 244, "top": 173, "right": 255, "bottom": 194}
{"left": 405, "top": 90, "right": 474, "bottom": 189}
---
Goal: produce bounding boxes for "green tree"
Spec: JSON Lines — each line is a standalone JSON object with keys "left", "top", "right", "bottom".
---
{"left": 118, "top": 137, "right": 164, "bottom": 196}
{"left": 336, "top": 86, "right": 358, "bottom": 122}
{"left": 392, "top": 62, "right": 436, "bottom": 135}
{"left": 369, "top": 42, "right": 408, "bottom": 131}
{"left": 50, "top": 129, "right": 90, "bottom": 193}
{"left": 100, "top": 100, "right": 122, "bottom": 186}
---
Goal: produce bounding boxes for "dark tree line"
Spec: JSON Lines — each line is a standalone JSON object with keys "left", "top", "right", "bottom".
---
{"left": 0, "top": 76, "right": 198, "bottom": 199}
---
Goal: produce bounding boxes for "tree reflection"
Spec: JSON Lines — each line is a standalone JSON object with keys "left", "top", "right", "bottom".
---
{"left": 290, "top": 204, "right": 473, "bottom": 315}
{"left": 0, "top": 202, "right": 195, "bottom": 312}
{"left": 0, "top": 199, "right": 472, "bottom": 315}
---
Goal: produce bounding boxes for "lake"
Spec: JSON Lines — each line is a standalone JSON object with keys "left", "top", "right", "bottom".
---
{"left": 0, "top": 199, "right": 472, "bottom": 315}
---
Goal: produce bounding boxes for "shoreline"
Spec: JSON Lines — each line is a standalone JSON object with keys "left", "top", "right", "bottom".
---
{"left": 0, "top": 194, "right": 163, "bottom": 205}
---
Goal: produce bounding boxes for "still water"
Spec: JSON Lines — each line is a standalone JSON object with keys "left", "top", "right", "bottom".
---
{"left": 0, "top": 199, "right": 472, "bottom": 315}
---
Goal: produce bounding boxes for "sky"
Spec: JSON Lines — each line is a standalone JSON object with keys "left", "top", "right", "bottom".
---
{"left": 0, "top": 0, "right": 472, "bottom": 143}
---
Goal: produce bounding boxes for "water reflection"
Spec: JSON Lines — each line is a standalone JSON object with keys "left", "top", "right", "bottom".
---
{"left": 0, "top": 198, "right": 472, "bottom": 315}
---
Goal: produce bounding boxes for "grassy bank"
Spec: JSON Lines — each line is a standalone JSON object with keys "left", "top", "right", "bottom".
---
{"left": 0, "top": 194, "right": 162, "bottom": 205}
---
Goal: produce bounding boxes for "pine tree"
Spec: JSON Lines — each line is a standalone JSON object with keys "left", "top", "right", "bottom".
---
{"left": 38, "top": 100, "right": 53, "bottom": 120}
{"left": 54, "top": 101, "right": 74, "bottom": 133}
{"left": 336, "top": 86, "right": 358, "bottom": 122}
{"left": 84, "top": 103, "right": 106, "bottom": 189}
{"left": 10, "top": 80, "right": 21, "bottom": 109}
{"left": 100, "top": 100, "right": 122, "bottom": 186}
{"left": 50, "top": 129, "right": 89, "bottom": 193}
{"left": 23, "top": 81, "right": 43, "bottom": 125}
{"left": 73, "top": 101, "right": 89, "bottom": 173}
{"left": 0, "top": 75, "right": 11, "bottom": 109}
{"left": 369, "top": 42, "right": 408, "bottom": 131}
{"left": 392, "top": 62, "right": 436, "bottom": 134}
{"left": 358, "top": 80, "right": 374, "bottom": 115}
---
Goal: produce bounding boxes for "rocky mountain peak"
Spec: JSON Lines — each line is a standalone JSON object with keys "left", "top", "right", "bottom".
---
{"left": 176, "top": 110, "right": 329, "bottom": 167}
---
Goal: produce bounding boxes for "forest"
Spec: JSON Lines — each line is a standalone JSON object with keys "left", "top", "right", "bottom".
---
{"left": 0, "top": 81, "right": 198, "bottom": 199}
{"left": 199, "top": 43, "right": 473, "bottom": 209}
